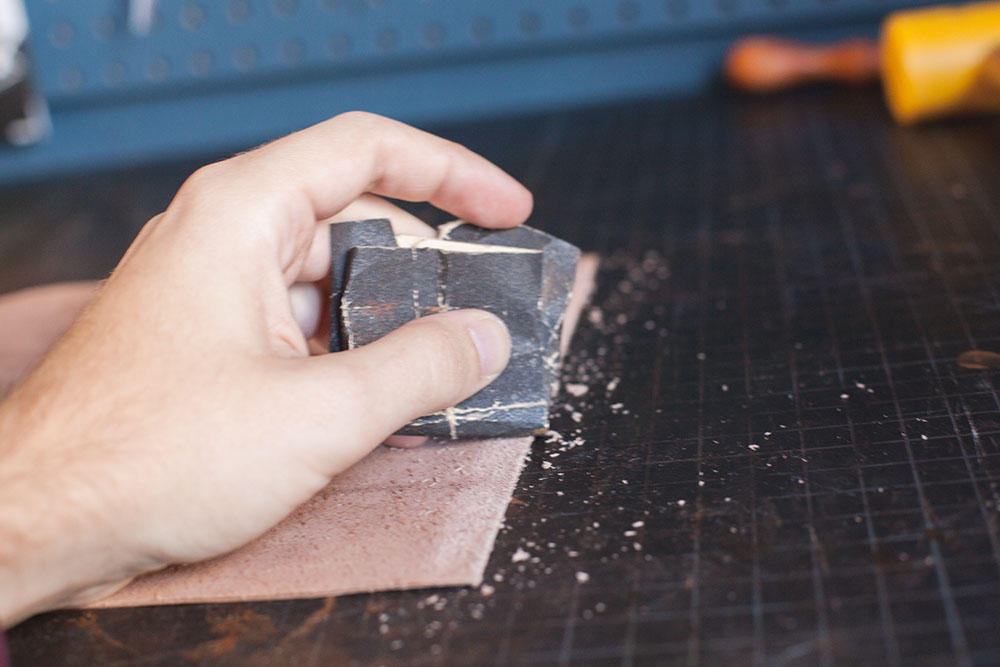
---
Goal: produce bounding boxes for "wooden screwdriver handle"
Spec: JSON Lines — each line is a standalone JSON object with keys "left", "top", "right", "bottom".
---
{"left": 725, "top": 36, "right": 881, "bottom": 92}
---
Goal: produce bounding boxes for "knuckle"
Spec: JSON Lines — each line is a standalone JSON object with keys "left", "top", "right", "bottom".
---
{"left": 173, "top": 162, "right": 236, "bottom": 213}
{"left": 179, "top": 162, "right": 226, "bottom": 195}
{"left": 333, "top": 110, "right": 382, "bottom": 136}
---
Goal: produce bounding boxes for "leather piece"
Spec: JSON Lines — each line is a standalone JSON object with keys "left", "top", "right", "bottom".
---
{"left": 87, "top": 253, "right": 598, "bottom": 608}
{"left": 0, "top": 282, "right": 98, "bottom": 399}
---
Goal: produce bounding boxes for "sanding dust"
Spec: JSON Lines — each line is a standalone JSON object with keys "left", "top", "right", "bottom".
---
{"left": 478, "top": 251, "right": 673, "bottom": 608}
{"left": 958, "top": 349, "right": 1000, "bottom": 370}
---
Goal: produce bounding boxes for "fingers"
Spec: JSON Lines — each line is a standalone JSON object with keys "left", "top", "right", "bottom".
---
{"left": 327, "top": 193, "right": 436, "bottom": 237}
{"left": 296, "top": 194, "right": 436, "bottom": 284}
{"left": 294, "top": 309, "right": 510, "bottom": 470}
{"left": 294, "top": 195, "right": 441, "bottom": 344}
{"left": 248, "top": 111, "right": 532, "bottom": 228}
{"left": 111, "top": 113, "right": 532, "bottom": 358}
{"left": 164, "top": 112, "right": 532, "bottom": 278}
{"left": 288, "top": 283, "right": 322, "bottom": 339}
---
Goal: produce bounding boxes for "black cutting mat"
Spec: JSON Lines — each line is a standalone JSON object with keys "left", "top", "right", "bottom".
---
{"left": 6, "top": 88, "right": 1000, "bottom": 666}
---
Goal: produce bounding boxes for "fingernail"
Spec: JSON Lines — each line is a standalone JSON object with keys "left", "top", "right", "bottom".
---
{"left": 466, "top": 314, "right": 511, "bottom": 381}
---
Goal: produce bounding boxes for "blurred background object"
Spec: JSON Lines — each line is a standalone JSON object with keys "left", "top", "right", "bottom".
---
{"left": 0, "top": 0, "right": 957, "bottom": 184}
{"left": 725, "top": 36, "right": 881, "bottom": 92}
{"left": 726, "top": 1, "right": 1000, "bottom": 125}
{"left": 0, "top": 0, "right": 49, "bottom": 146}
{"left": 882, "top": 1, "right": 1000, "bottom": 124}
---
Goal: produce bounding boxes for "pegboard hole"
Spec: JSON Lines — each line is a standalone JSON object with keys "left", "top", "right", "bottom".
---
{"left": 279, "top": 39, "right": 306, "bottom": 63}
{"left": 326, "top": 34, "right": 352, "bottom": 59}
{"left": 49, "top": 21, "right": 76, "bottom": 49}
{"left": 519, "top": 12, "right": 542, "bottom": 36}
{"left": 567, "top": 6, "right": 590, "bottom": 30}
{"left": 103, "top": 61, "right": 128, "bottom": 86}
{"left": 234, "top": 45, "right": 260, "bottom": 71}
{"left": 470, "top": 17, "right": 494, "bottom": 42}
{"left": 58, "top": 66, "right": 83, "bottom": 92}
{"left": 617, "top": 1, "right": 640, "bottom": 24}
{"left": 272, "top": 0, "right": 298, "bottom": 18}
{"left": 180, "top": 4, "right": 206, "bottom": 30}
{"left": 146, "top": 56, "right": 170, "bottom": 82}
{"left": 226, "top": 0, "right": 252, "bottom": 24}
{"left": 189, "top": 49, "right": 215, "bottom": 76}
{"left": 422, "top": 23, "right": 446, "bottom": 49}
{"left": 376, "top": 29, "right": 398, "bottom": 53}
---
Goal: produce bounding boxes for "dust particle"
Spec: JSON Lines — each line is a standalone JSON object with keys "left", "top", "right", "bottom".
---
{"left": 958, "top": 349, "right": 1000, "bottom": 370}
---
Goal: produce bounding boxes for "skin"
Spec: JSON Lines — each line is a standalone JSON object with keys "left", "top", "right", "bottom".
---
{"left": 0, "top": 112, "right": 533, "bottom": 626}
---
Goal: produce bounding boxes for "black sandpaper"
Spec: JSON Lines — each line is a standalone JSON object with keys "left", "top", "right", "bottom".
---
{"left": 438, "top": 222, "right": 581, "bottom": 398}
{"left": 331, "top": 221, "right": 580, "bottom": 439}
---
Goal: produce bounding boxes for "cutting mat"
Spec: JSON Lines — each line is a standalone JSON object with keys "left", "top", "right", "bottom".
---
{"left": 6, "top": 87, "right": 1000, "bottom": 665}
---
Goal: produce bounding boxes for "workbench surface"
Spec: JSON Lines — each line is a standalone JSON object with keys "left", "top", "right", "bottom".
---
{"left": 4, "top": 87, "right": 1000, "bottom": 666}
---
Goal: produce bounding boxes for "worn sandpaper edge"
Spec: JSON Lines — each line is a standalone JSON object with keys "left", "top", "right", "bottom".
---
{"left": 329, "top": 218, "right": 396, "bottom": 352}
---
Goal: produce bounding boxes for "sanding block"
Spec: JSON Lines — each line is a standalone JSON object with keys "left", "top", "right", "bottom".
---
{"left": 329, "top": 219, "right": 580, "bottom": 439}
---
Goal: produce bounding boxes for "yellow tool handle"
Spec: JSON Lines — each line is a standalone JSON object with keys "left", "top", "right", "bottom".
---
{"left": 882, "top": 1, "right": 1000, "bottom": 124}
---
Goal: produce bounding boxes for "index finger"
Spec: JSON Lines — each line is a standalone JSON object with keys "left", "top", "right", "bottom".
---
{"left": 189, "top": 111, "right": 532, "bottom": 237}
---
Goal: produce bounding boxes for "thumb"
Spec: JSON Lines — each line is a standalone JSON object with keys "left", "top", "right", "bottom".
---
{"left": 298, "top": 309, "right": 511, "bottom": 467}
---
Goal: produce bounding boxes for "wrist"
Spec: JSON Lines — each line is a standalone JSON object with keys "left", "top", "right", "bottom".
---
{"left": 0, "top": 401, "right": 133, "bottom": 625}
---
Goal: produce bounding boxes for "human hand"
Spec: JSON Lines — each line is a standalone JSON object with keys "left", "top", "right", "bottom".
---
{"left": 0, "top": 112, "right": 532, "bottom": 625}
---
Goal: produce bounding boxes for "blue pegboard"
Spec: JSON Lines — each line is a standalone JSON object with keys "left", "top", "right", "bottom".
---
{"left": 0, "top": 0, "right": 950, "bottom": 183}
